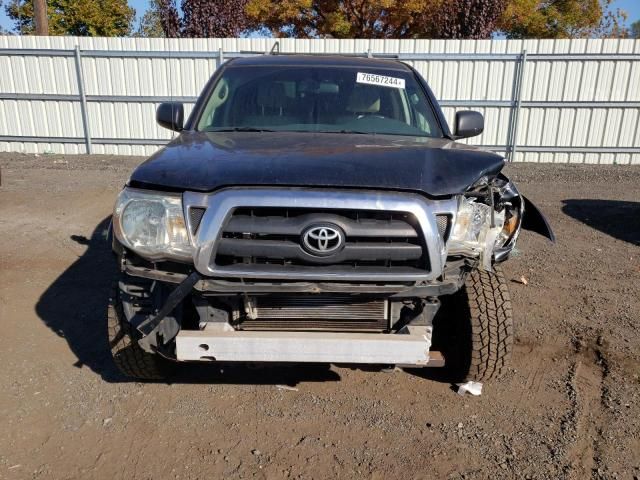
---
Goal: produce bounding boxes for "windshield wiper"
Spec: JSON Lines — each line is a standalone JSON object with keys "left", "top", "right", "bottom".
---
{"left": 206, "top": 127, "right": 276, "bottom": 132}
{"left": 315, "top": 129, "right": 371, "bottom": 135}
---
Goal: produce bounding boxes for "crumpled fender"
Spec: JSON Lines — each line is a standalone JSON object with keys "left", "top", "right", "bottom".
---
{"left": 492, "top": 176, "right": 555, "bottom": 263}
{"left": 521, "top": 196, "right": 555, "bottom": 242}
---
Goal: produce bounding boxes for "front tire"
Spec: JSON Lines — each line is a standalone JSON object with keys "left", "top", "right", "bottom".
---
{"left": 107, "top": 281, "right": 173, "bottom": 380}
{"left": 435, "top": 266, "right": 514, "bottom": 382}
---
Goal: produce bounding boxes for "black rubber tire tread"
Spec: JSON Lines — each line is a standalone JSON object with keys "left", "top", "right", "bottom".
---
{"left": 463, "top": 266, "right": 514, "bottom": 381}
{"left": 433, "top": 266, "right": 513, "bottom": 383}
{"left": 108, "top": 282, "right": 172, "bottom": 380}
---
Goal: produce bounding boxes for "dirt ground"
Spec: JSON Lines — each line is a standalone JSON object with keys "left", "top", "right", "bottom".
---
{"left": 0, "top": 152, "right": 638, "bottom": 480}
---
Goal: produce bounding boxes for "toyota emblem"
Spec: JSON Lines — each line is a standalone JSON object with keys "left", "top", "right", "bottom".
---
{"left": 301, "top": 224, "right": 345, "bottom": 256}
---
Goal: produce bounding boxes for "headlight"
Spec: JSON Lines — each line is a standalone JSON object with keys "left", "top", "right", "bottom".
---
{"left": 113, "top": 188, "right": 193, "bottom": 261}
{"left": 449, "top": 197, "right": 505, "bottom": 256}
{"left": 496, "top": 206, "right": 521, "bottom": 247}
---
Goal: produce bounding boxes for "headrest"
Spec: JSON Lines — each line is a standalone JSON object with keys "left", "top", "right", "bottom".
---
{"left": 256, "top": 82, "right": 287, "bottom": 109}
{"left": 346, "top": 87, "right": 380, "bottom": 113}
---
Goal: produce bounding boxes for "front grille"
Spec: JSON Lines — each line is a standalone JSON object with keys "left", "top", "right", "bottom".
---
{"left": 436, "top": 214, "right": 451, "bottom": 239}
{"left": 189, "top": 207, "right": 206, "bottom": 234}
{"left": 240, "top": 294, "right": 388, "bottom": 331}
{"left": 214, "top": 207, "right": 428, "bottom": 274}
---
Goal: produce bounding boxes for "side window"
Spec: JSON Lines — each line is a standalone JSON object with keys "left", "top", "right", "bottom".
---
{"left": 407, "top": 88, "right": 433, "bottom": 135}
{"left": 198, "top": 78, "right": 230, "bottom": 129}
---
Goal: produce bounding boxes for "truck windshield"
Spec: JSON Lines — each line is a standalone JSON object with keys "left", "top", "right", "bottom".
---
{"left": 196, "top": 65, "right": 442, "bottom": 138}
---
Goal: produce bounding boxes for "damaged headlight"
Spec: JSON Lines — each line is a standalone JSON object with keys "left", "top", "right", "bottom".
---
{"left": 449, "top": 197, "right": 505, "bottom": 269}
{"left": 112, "top": 188, "right": 193, "bottom": 261}
{"left": 496, "top": 206, "right": 521, "bottom": 247}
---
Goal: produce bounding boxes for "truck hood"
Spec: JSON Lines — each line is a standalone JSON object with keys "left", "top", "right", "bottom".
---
{"left": 129, "top": 131, "right": 504, "bottom": 197}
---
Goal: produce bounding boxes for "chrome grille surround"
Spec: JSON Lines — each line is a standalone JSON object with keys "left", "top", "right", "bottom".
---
{"left": 183, "top": 188, "right": 458, "bottom": 282}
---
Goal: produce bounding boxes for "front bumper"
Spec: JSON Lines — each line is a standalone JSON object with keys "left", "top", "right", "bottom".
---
{"left": 176, "top": 323, "right": 444, "bottom": 366}
{"left": 114, "top": 187, "right": 465, "bottom": 365}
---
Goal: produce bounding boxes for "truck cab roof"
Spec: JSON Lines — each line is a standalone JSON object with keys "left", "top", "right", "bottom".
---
{"left": 228, "top": 54, "right": 412, "bottom": 72}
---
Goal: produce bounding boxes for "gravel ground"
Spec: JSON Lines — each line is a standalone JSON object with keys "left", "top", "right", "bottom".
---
{"left": 0, "top": 153, "right": 639, "bottom": 480}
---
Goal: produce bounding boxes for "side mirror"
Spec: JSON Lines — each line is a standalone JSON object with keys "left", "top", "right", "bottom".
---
{"left": 454, "top": 110, "right": 484, "bottom": 139}
{"left": 156, "top": 102, "right": 184, "bottom": 132}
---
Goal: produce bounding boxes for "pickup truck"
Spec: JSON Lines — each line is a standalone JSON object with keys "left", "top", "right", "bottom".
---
{"left": 108, "top": 54, "right": 554, "bottom": 381}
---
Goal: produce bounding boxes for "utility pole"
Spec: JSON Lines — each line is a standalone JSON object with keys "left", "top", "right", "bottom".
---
{"left": 33, "top": 0, "right": 49, "bottom": 35}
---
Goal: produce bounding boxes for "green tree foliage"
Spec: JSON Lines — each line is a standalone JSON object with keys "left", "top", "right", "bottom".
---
{"left": 6, "top": 0, "right": 135, "bottom": 36}
{"left": 631, "top": 20, "right": 640, "bottom": 38}
{"left": 135, "top": 0, "right": 166, "bottom": 37}
{"left": 498, "top": 0, "right": 627, "bottom": 38}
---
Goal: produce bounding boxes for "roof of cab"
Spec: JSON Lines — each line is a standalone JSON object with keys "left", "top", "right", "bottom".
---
{"left": 227, "top": 54, "right": 411, "bottom": 71}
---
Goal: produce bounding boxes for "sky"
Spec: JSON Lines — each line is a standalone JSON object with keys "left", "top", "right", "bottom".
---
{"left": 0, "top": 0, "right": 639, "bottom": 35}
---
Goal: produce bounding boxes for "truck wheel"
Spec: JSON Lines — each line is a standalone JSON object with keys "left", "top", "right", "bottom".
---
{"left": 435, "top": 266, "right": 514, "bottom": 382}
{"left": 107, "top": 281, "right": 173, "bottom": 380}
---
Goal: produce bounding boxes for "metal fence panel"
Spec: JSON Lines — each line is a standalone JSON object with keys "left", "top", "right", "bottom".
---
{"left": 0, "top": 36, "right": 639, "bottom": 163}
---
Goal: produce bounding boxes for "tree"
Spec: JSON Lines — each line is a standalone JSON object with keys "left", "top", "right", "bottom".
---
{"left": 246, "top": 0, "right": 628, "bottom": 39}
{"left": 157, "top": 0, "right": 181, "bottom": 37}
{"left": 498, "top": 0, "right": 626, "bottom": 38}
{"left": 135, "top": 0, "right": 166, "bottom": 37}
{"left": 246, "top": 0, "right": 450, "bottom": 38}
{"left": 6, "top": 0, "right": 135, "bottom": 36}
{"left": 246, "top": 0, "right": 506, "bottom": 39}
{"left": 153, "top": 0, "right": 251, "bottom": 38}
{"left": 630, "top": 20, "right": 640, "bottom": 38}
{"left": 33, "top": 0, "right": 47, "bottom": 34}
{"left": 182, "top": 0, "right": 251, "bottom": 37}
{"left": 432, "top": 0, "right": 506, "bottom": 39}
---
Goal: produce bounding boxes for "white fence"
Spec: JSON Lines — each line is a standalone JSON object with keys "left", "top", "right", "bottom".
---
{"left": 0, "top": 36, "right": 639, "bottom": 163}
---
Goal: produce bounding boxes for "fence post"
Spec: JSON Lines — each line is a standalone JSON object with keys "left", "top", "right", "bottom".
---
{"left": 218, "top": 47, "right": 224, "bottom": 68}
{"left": 73, "top": 46, "right": 92, "bottom": 154}
{"left": 507, "top": 50, "right": 527, "bottom": 162}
